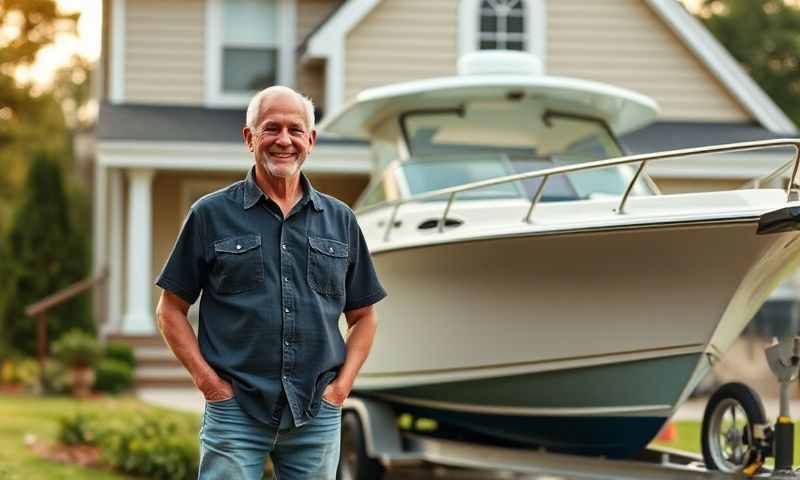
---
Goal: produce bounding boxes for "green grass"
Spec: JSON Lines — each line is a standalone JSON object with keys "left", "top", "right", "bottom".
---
{"left": 0, "top": 394, "right": 200, "bottom": 480}
{"left": 651, "top": 420, "right": 800, "bottom": 466}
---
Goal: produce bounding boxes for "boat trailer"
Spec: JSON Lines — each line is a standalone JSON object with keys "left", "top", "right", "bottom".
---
{"left": 337, "top": 337, "right": 800, "bottom": 480}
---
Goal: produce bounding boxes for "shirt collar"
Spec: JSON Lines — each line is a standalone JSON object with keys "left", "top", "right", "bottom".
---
{"left": 242, "top": 167, "right": 323, "bottom": 212}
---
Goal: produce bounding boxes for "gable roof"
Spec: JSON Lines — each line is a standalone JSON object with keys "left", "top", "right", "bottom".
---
{"left": 644, "top": 0, "right": 795, "bottom": 133}
{"left": 302, "top": 0, "right": 796, "bottom": 134}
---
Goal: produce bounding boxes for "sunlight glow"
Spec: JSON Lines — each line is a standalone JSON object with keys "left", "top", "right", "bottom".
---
{"left": 16, "top": 0, "right": 101, "bottom": 87}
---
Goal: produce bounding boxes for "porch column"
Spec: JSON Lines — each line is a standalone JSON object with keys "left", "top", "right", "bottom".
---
{"left": 123, "top": 168, "right": 155, "bottom": 334}
{"left": 92, "top": 164, "right": 108, "bottom": 332}
{"left": 108, "top": 169, "right": 124, "bottom": 333}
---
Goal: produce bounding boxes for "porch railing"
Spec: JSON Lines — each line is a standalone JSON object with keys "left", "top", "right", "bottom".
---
{"left": 24, "top": 268, "right": 108, "bottom": 386}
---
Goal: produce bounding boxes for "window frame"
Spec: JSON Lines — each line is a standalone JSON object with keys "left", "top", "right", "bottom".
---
{"left": 458, "top": 0, "right": 546, "bottom": 60}
{"left": 205, "top": 0, "right": 296, "bottom": 107}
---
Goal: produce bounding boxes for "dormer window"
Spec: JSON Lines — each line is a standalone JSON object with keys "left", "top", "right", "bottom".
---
{"left": 206, "top": 0, "right": 296, "bottom": 107}
{"left": 479, "top": 0, "right": 526, "bottom": 51}
{"left": 459, "top": 0, "right": 545, "bottom": 60}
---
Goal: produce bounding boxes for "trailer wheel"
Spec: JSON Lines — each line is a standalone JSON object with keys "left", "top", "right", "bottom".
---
{"left": 701, "top": 382, "right": 767, "bottom": 473}
{"left": 337, "top": 411, "right": 384, "bottom": 480}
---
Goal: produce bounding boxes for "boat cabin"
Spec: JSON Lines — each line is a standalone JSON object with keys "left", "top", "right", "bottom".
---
{"left": 320, "top": 51, "right": 660, "bottom": 212}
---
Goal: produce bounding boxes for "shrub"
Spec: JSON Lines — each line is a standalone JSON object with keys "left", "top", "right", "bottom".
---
{"left": 42, "top": 359, "right": 69, "bottom": 394}
{"left": 93, "top": 359, "right": 133, "bottom": 394}
{"left": 103, "top": 416, "right": 198, "bottom": 480}
{"left": 103, "top": 342, "right": 136, "bottom": 369}
{"left": 59, "top": 413, "right": 99, "bottom": 446}
{"left": 58, "top": 410, "right": 199, "bottom": 480}
{"left": 14, "top": 357, "right": 41, "bottom": 391}
{"left": 52, "top": 329, "right": 101, "bottom": 368}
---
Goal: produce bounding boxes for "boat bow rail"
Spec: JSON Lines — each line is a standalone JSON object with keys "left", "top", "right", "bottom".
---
{"left": 357, "top": 139, "right": 800, "bottom": 242}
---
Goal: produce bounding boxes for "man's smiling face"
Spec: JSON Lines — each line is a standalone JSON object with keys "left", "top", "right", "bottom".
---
{"left": 249, "top": 92, "right": 316, "bottom": 179}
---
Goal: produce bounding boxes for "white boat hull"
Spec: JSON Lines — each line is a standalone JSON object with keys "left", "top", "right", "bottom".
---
{"left": 353, "top": 209, "right": 800, "bottom": 456}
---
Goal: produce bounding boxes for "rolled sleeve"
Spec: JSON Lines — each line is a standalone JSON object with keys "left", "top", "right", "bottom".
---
{"left": 155, "top": 207, "right": 208, "bottom": 304}
{"left": 344, "top": 214, "right": 386, "bottom": 311}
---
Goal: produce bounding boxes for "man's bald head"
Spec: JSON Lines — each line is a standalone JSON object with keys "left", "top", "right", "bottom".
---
{"left": 246, "top": 86, "right": 315, "bottom": 132}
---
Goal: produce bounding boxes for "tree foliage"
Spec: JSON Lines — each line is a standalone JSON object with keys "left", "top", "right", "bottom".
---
{"left": 0, "top": 0, "right": 80, "bottom": 230}
{"left": 699, "top": 0, "right": 800, "bottom": 127}
{"left": 2, "top": 152, "right": 92, "bottom": 356}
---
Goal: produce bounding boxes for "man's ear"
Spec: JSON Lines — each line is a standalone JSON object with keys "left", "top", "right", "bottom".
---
{"left": 308, "top": 129, "right": 317, "bottom": 151}
{"left": 242, "top": 127, "right": 254, "bottom": 152}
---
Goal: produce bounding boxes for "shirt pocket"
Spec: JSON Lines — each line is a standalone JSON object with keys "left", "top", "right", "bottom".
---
{"left": 210, "top": 234, "right": 265, "bottom": 295}
{"left": 307, "top": 236, "right": 349, "bottom": 296}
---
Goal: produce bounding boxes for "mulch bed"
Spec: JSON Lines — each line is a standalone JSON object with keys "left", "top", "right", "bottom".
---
{"left": 28, "top": 437, "right": 103, "bottom": 467}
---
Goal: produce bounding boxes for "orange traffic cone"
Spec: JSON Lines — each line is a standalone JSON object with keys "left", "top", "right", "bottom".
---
{"left": 656, "top": 422, "right": 677, "bottom": 443}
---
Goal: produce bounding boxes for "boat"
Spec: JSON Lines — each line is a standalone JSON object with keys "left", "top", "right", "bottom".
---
{"left": 319, "top": 50, "right": 800, "bottom": 459}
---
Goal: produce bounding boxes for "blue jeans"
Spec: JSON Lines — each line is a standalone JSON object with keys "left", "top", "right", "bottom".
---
{"left": 198, "top": 396, "right": 341, "bottom": 479}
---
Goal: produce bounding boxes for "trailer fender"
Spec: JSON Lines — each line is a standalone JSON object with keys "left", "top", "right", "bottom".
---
{"left": 342, "top": 397, "right": 405, "bottom": 461}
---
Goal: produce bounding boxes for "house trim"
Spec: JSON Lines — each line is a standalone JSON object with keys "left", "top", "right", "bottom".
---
{"left": 645, "top": 0, "right": 796, "bottom": 133}
{"left": 205, "top": 0, "right": 297, "bottom": 108}
{"left": 457, "top": 0, "right": 547, "bottom": 61}
{"left": 303, "top": 0, "right": 382, "bottom": 114}
{"left": 96, "top": 141, "right": 371, "bottom": 174}
{"left": 110, "top": 0, "right": 125, "bottom": 103}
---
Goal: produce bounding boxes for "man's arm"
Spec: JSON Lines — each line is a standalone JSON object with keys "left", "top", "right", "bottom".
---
{"left": 322, "top": 304, "right": 378, "bottom": 405}
{"left": 156, "top": 290, "right": 233, "bottom": 402}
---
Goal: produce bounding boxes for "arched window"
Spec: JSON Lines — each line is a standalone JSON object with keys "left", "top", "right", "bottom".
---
{"left": 479, "top": 0, "right": 526, "bottom": 51}
{"left": 459, "top": 0, "right": 545, "bottom": 60}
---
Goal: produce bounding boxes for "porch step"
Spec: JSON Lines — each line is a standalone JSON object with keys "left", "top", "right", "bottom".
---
{"left": 104, "top": 334, "right": 194, "bottom": 388}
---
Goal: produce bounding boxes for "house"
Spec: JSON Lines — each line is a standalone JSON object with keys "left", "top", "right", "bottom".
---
{"left": 93, "top": 0, "right": 798, "bottom": 384}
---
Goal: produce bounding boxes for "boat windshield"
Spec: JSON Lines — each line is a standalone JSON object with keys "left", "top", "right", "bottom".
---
{"left": 357, "top": 108, "right": 651, "bottom": 208}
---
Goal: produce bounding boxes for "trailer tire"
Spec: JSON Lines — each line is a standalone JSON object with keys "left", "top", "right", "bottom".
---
{"left": 701, "top": 382, "right": 766, "bottom": 474}
{"left": 337, "top": 410, "right": 384, "bottom": 480}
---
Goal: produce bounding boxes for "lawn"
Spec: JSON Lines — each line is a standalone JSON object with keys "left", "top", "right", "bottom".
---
{"left": 652, "top": 420, "right": 800, "bottom": 466}
{"left": 0, "top": 394, "right": 200, "bottom": 480}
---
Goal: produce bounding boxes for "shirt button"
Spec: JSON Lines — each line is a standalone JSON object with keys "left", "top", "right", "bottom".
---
{"left": 328, "top": 247, "right": 334, "bottom": 253}
{"left": 235, "top": 244, "right": 241, "bottom": 250}
{"left": 281, "top": 244, "right": 287, "bottom": 250}
{"left": 284, "top": 341, "right": 289, "bottom": 346}
{"left": 284, "top": 277, "right": 289, "bottom": 282}
{"left": 283, "top": 375, "right": 287, "bottom": 380}
{"left": 284, "top": 307, "right": 289, "bottom": 313}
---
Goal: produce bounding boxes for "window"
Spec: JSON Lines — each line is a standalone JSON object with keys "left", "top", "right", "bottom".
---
{"left": 458, "top": 0, "right": 545, "bottom": 59}
{"left": 221, "top": 0, "right": 279, "bottom": 92}
{"left": 206, "top": 0, "right": 296, "bottom": 106}
{"left": 479, "top": 0, "right": 526, "bottom": 51}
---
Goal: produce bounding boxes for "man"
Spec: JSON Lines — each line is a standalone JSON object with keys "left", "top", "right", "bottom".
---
{"left": 155, "top": 85, "right": 386, "bottom": 479}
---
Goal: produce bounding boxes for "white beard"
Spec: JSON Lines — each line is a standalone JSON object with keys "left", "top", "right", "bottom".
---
{"left": 260, "top": 151, "right": 303, "bottom": 178}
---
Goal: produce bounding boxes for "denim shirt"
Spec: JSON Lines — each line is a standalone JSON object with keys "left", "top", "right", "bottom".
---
{"left": 156, "top": 168, "right": 386, "bottom": 427}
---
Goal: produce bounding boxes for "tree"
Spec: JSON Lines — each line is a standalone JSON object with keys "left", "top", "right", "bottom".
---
{"left": 3, "top": 151, "right": 92, "bottom": 356}
{"left": 699, "top": 0, "right": 800, "bottom": 126}
{"left": 0, "top": 0, "right": 80, "bottom": 229}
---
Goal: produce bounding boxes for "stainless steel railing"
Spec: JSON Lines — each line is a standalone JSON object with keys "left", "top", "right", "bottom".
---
{"left": 357, "top": 139, "right": 800, "bottom": 242}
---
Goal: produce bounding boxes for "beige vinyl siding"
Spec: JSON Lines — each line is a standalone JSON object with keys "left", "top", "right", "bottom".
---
{"left": 547, "top": 0, "right": 749, "bottom": 122}
{"left": 124, "top": 0, "right": 205, "bottom": 105}
{"left": 297, "top": 61, "right": 327, "bottom": 107}
{"left": 344, "top": 0, "right": 458, "bottom": 102}
{"left": 296, "top": 0, "right": 341, "bottom": 107}
{"left": 297, "top": 0, "right": 342, "bottom": 42}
